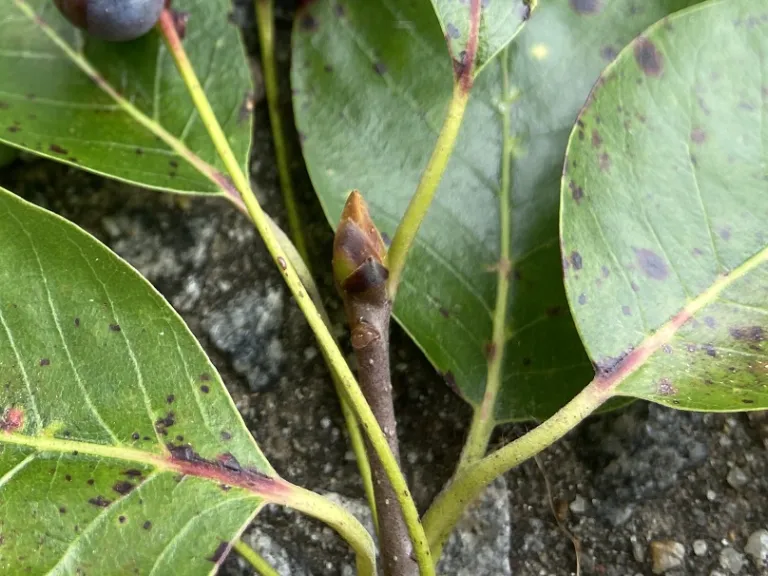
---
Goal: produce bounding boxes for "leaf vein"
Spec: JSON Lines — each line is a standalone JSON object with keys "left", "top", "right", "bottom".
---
{"left": 0, "top": 453, "right": 36, "bottom": 490}
{"left": 64, "top": 235, "right": 164, "bottom": 448}
{"left": 45, "top": 472, "right": 163, "bottom": 576}
{"left": 0, "top": 300, "right": 42, "bottom": 434}
{"left": 166, "top": 320, "right": 215, "bottom": 435}
{"left": 8, "top": 210, "right": 121, "bottom": 444}
{"left": 147, "top": 495, "right": 256, "bottom": 576}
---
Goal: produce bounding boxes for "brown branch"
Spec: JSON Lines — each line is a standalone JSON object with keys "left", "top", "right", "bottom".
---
{"left": 333, "top": 192, "right": 417, "bottom": 576}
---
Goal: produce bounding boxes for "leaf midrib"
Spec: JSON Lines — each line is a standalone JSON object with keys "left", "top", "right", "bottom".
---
{"left": 3, "top": 432, "right": 179, "bottom": 470}
{"left": 0, "top": 431, "right": 286, "bottom": 497}
{"left": 599, "top": 243, "right": 768, "bottom": 394}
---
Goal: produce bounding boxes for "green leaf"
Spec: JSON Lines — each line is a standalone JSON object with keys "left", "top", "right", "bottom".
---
{"left": 0, "top": 0, "right": 252, "bottom": 194}
{"left": 428, "top": 0, "right": 532, "bottom": 75}
{"left": 0, "top": 186, "right": 276, "bottom": 573}
{"left": 292, "top": 0, "right": 704, "bottom": 420}
{"left": 561, "top": 0, "right": 768, "bottom": 411}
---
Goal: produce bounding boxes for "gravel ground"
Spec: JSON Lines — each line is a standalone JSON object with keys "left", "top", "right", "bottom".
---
{"left": 1, "top": 2, "right": 767, "bottom": 575}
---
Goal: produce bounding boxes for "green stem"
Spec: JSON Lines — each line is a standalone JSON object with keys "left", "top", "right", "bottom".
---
{"left": 254, "top": 0, "right": 309, "bottom": 265}
{"left": 233, "top": 540, "right": 281, "bottom": 576}
{"left": 385, "top": 0, "right": 481, "bottom": 299}
{"left": 385, "top": 83, "right": 469, "bottom": 299}
{"left": 275, "top": 484, "right": 377, "bottom": 576}
{"left": 268, "top": 193, "right": 378, "bottom": 532}
{"left": 425, "top": 238, "right": 768, "bottom": 559}
{"left": 335, "top": 376, "right": 379, "bottom": 532}
{"left": 455, "top": 51, "right": 514, "bottom": 472}
{"left": 423, "top": 380, "right": 610, "bottom": 559}
{"left": 157, "top": 13, "right": 431, "bottom": 574}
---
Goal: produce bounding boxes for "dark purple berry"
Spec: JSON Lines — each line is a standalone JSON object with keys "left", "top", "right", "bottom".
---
{"left": 53, "top": 0, "right": 164, "bottom": 42}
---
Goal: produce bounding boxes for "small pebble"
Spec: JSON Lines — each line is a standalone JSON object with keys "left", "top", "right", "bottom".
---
{"left": 745, "top": 529, "right": 768, "bottom": 566}
{"left": 608, "top": 504, "right": 634, "bottom": 526}
{"left": 569, "top": 495, "right": 587, "bottom": 515}
{"left": 707, "top": 489, "right": 717, "bottom": 501}
{"left": 726, "top": 466, "right": 749, "bottom": 490}
{"left": 650, "top": 540, "right": 685, "bottom": 574}
{"left": 630, "top": 535, "right": 645, "bottom": 562}
{"left": 693, "top": 540, "right": 708, "bottom": 557}
{"left": 719, "top": 547, "right": 746, "bottom": 574}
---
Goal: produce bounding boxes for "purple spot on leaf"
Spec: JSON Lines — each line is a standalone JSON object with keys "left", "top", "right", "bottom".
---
{"left": 569, "top": 0, "right": 601, "bottom": 14}
{"left": 634, "top": 37, "right": 663, "bottom": 76}
{"left": 634, "top": 248, "right": 668, "bottom": 280}
{"left": 657, "top": 377, "right": 677, "bottom": 396}
{"left": 691, "top": 127, "right": 707, "bottom": 144}
{"left": 570, "top": 251, "right": 583, "bottom": 270}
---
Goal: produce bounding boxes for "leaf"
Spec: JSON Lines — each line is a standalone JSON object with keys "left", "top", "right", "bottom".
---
{"left": 0, "top": 0, "right": 252, "bottom": 194}
{"left": 428, "top": 0, "right": 531, "bottom": 75}
{"left": 561, "top": 0, "right": 768, "bottom": 410}
{"left": 0, "top": 186, "right": 278, "bottom": 573}
{"left": 292, "top": 0, "right": 705, "bottom": 420}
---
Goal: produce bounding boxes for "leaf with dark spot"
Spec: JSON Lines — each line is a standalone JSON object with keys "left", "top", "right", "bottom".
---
{"left": 88, "top": 496, "right": 112, "bottom": 508}
{"left": 0, "top": 0, "right": 254, "bottom": 199}
{"left": 0, "top": 407, "right": 24, "bottom": 432}
{"left": 634, "top": 248, "right": 669, "bottom": 280}
{"left": 562, "top": 0, "right": 768, "bottom": 412}
{"left": 569, "top": 181, "right": 584, "bottom": 203}
{"left": 570, "top": 0, "right": 601, "bottom": 14}
{"left": 429, "top": 0, "right": 531, "bottom": 75}
{"left": 729, "top": 326, "right": 764, "bottom": 342}
{"left": 0, "top": 188, "right": 334, "bottom": 574}
{"left": 206, "top": 541, "right": 230, "bottom": 563}
{"left": 633, "top": 37, "right": 663, "bottom": 76}
{"left": 112, "top": 481, "right": 135, "bottom": 495}
{"left": 155, "top": 412, "right": 176, "bottom": 435}
{"left": 691, "top": 127, "right": 707, "bottom": 143}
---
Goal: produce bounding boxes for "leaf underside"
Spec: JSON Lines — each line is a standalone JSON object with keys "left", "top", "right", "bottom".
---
{"left": 0, "top": 0, "right": 252, "bottom": 194}
{"left": 0, "top": 187, "right": 274, "bottom": 574}
{"left": 562, "top": 0, "right": 768, "bottom": 411}
{"left": 428, "top": 0, "right": 530, "bottom": 76}
{"left": 292, "top": 0, "right": 707, "bottom": 420}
